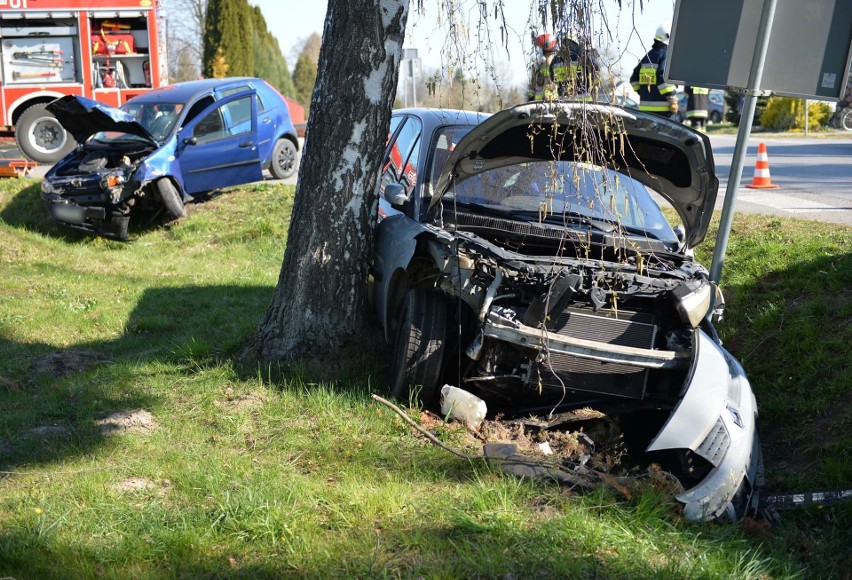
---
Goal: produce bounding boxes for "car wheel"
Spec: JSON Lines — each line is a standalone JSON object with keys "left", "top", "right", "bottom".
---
{"left": 389, "top": 288, "right": 448, "bottom": 407}
{"left": 840, "top": 108, "right": 852, "bottom": 132}
{"left": 16, "top": 103, "right": 77, "bottom": 163}
{"left": 155, "top": 178, "right": 187, "bottom": 219}
{"left": 269, "top": 137, "right": 298, "bottom": 180}
{"left": 710, "top": 111, "right": 722, "bottom": 124}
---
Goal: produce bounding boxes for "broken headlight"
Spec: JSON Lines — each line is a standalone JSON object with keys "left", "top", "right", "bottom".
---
{"left": 673, "top": 279, "right": 712, "bottom": 328}
{"left": 100, "top": 172, "right": 127, "bottom": 203}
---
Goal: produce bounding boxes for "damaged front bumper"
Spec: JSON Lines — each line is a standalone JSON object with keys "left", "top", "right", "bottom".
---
{"left": 42, "top": 194, "right": 129, "bottom": 239}
{"left": 479, "top": 308, "right": 760, "bottom": 521}
{"left": 648, "top": 329, "right": 761, "bottom": 521}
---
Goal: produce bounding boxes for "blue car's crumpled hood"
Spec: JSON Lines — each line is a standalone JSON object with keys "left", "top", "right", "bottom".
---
{"left": 47, "top": 95, "right": 157, "bottom": 146}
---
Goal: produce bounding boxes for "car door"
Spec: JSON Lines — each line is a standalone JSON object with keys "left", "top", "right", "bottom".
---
{"left": 177, "top": 89, "right": 263, "bottom": 194}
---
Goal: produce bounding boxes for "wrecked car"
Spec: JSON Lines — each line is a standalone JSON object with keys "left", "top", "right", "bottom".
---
{"left": 369, "top": 102, "right": 762, "bottom": 522}
{"left": 40, "top": 77, "right": 299, "bottom": 240}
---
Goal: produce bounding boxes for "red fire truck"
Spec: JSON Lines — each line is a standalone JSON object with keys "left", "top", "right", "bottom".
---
{"left": 0, "top": 0, "right": 168, "bottom": 163}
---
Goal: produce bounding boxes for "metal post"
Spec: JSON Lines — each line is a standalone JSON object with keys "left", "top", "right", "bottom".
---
{"left": 708, "top": 0, "right": 779, "bottom": 286}
{"left": 804, "top": 99, "right": 809, "bottom": 136}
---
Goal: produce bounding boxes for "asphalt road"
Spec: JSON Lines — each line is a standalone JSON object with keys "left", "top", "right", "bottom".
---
{"left": 6, "top": 133, "right": 852, "bottom": 226}
{"left": 709, "top": 134, "right": 852, "bottom": 227}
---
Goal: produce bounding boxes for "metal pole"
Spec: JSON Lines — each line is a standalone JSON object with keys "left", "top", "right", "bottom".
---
{"left": 708, "top": 0, "right": 779, "bottom": 286}
{"left": 805, "top": 99, "right": 809, "bottom": 136}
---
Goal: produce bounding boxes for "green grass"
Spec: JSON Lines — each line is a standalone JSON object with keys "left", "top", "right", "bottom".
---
{"left": 0, "top": 177, "right": 849, "bottom": 578}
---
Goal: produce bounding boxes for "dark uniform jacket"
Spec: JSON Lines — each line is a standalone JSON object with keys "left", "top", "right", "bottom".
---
{"left": 630, "top": 40, "right": 677, "bottom": 115}
{"left": 685, "top": 86, "right": 710, "bottom": 120}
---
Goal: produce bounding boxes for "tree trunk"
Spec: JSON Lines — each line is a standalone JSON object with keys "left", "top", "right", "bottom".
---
{"left": 247, "top": 0, "right": 409, "bottom": 367}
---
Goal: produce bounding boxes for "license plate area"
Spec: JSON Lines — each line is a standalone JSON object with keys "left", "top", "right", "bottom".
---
{"left": 51, "top": 203, "right": 86, "bottom": 224}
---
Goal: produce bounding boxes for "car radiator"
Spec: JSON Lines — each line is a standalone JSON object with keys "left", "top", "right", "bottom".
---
{"left": 528, "top": 308, "right": 658, "bottom": 399}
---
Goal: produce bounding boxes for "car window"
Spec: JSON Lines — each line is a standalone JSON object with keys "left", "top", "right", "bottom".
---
{"left": 119, "top": 102, "right": 184, "bottom": 141}
{"left": 222, "top": 96, "right": 252, "bottom": 135}
{"left": 429, "top": 125, "right": 474, "bottom": 187}
{"left": 449, "top": 160, "right": 678, "bottom": 244}
{"left": 380, "top": 116, "right": 422, "bottom": 202}
{"left": 193, "top": 108, "right": 226, "bottom": 144}
{"left": 183, "top": 96, "right": 216, "bottom": 126}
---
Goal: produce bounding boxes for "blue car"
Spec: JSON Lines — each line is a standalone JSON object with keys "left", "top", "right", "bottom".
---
{"left": 41, "top": 77, "right": 299, "bottom": 240}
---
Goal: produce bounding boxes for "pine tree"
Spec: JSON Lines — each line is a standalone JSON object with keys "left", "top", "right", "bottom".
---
{"left": 203, "top": 0, "right": 254, "bottom": 78}
{"left": 250, "top": 6, "right": 295, "bottom": 97}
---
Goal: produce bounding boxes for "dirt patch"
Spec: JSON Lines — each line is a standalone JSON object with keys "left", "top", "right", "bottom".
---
{"left": 95, "top": 409, "right": 157, "bottom": 435}
{"left": 30, "top": 424, "right": 70, "bottom": 438}
{"left": 115, "top": 477, "right": 171, "bottom": 495}
{"left": 31, "top": 349, "right": 108, "bottom": 379}
{"left": 213, "top": 387, "right": 266, "bottom": 411}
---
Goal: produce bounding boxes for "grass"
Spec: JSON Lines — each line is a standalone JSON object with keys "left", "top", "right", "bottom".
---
{"left": 0, "top": 176, "right": 849, "bottom": 578}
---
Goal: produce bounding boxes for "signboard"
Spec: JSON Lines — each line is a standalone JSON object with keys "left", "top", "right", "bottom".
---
{"left": 666, "top": 0, "right": 852, "bottom": 100}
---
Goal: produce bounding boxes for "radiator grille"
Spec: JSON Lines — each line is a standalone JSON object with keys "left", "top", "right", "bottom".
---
{"left": 529, "top": 307, "right": 657, "bottom": 400}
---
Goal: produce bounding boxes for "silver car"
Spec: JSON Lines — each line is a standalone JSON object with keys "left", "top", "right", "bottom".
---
{"left": 370, "top": 101, "right": 762, "bottom": 521}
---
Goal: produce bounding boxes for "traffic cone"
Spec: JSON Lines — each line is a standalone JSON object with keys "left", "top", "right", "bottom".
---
{"left": 746, "top": 142, "right": 779, "bottom": 189}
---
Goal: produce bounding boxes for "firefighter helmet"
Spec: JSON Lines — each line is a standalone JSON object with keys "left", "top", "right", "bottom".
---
{"left": 535, "top": 33, "right": 557, "bottom": 52}
{"left": 654, "top": 23, "right": 670, "bottom": 45}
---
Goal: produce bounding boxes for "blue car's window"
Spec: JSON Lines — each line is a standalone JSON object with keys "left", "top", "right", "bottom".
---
{"left": 193, "top": 109, "right": 226, "bottom": 144}
{"left": 119, "top": 102, "right": 184, "bottom": 141}
{"left": 222, "top": 96, "right": 252, "bottom": 136}
{"left": 449, "top": 160, "right": 677, "bottom": 244}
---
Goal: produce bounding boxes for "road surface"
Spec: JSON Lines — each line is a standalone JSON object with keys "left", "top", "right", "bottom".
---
{"left": 708, "top": 134, "right": 852, "bottom": 226}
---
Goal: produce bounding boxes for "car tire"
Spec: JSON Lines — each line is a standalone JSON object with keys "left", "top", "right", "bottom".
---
{"left": 269, "top": 137, "right": 298, "bottom": 180}
{"left": 710, "top": 111, "right": 722, "bottom": 124}
{"left": 389, "top": 288, "right": 448, "bottom": 407}
{"left": 16, "top": 103, "right": 77, "bottom": 163}
{"left": 155, "top": 178, "right": 187, "bottom": 219}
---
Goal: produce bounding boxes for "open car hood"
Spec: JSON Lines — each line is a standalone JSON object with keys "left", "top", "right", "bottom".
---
{"left": 432, "top": 101, "right": 719, "bottom": 247}
{"left": 47, "top": 95, "right": 157, "bottom": 146}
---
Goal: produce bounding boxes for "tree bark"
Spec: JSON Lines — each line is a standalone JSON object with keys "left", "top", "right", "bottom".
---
{"left": 247, "top": 0, "right": 409, "bottom": 367}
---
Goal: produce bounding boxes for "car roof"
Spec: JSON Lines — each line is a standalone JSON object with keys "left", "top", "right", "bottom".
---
{"left": 127, "top": 77, "right": 264, "bottom": 105}
{"left": 392, "top": 107, "right": 487, "bottom": 129}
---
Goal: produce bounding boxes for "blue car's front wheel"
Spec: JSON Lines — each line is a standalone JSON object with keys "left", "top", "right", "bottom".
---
{"left": 155, "top": 178, "right": 186, "bottom": 220}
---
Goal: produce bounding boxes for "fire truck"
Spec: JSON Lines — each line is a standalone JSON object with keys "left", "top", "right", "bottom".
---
{"left": 0, "top": 0, "right": 168, "bottom": 163}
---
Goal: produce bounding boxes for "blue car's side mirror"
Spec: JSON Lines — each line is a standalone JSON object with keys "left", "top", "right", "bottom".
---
{"left": 183, "top": 136, "right": 197, "bottom": 146}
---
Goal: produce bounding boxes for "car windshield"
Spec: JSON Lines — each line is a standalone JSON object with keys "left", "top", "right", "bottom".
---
{"left": 90, "top": 102, "right": 185, "bottom": 144}
{"left": 447, "top": 160, "right": 678, "bottom": 244}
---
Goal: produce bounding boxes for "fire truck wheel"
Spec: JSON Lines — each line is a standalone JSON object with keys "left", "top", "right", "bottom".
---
{"left": 269, "top": 137, "right": 298, "bottom": 180}
{"left": 155, "top": 178, "right": 187, "bottom": 220}
{"left": 16, "top": 103, "right": 77, "bottom": 164}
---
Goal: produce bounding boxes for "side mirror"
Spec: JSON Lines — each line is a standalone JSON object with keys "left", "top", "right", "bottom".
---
{"left": 673, "top": 224, "right": 686, "bottom": 244}
{"left": 183, "top": 136, "right": 197, "bottom": 146}
{"left": 383, "top": 183, "right": 409, "bottom": 207}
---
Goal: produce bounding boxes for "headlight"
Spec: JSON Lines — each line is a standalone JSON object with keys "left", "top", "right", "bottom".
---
{"left": 673, "top": 279, "right": 712, "bottom": 328}
{"left": 100, "top": 173, "right": 126, "bottom": 190}
{"left": 41, "top": 179, "right": 53, "bottom": 195}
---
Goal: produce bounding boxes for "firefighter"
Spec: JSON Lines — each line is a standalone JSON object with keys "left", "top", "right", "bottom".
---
{"left": 630, "top": 23, "right": 678, "bottom": 118}
{"left": 550, "top": 35, "right": 603, "bottom": 101}
{"left": 528, "top": 33, "right": 558, "bottom": 101}
{"left": 685, "top": 85, "right": 710, "bottom": 130}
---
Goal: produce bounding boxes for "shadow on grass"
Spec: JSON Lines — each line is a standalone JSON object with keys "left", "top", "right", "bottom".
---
{"left": 718, "top": 247, "right": 851, "bottom": 493}
{"left": 0, "top": 284, "right": 292, "bottom": 472}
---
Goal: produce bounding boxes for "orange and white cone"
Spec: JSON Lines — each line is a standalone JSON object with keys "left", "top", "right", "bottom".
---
{"left": 746, "top": 142, "right": 779, "bottom": 189}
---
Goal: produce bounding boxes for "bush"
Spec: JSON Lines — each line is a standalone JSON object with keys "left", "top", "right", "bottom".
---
{"left": 760, "top": 96, "right": 831, "bottom": 131}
